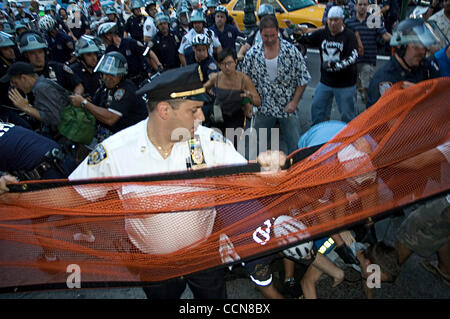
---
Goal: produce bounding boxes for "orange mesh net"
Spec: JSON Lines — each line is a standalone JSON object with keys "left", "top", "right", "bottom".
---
{"left": 0, "top": 78, "right": 449, "bottom": 291}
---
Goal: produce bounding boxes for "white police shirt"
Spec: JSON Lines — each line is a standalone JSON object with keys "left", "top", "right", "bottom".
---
{"left": 178, "top": 28, "right": 221, "bottom": 56}
{"left": 143, "top": 16, "right": 158, "bottom": 39}
{"left": 69, "top": 119, "right": 247, "bottom": 254}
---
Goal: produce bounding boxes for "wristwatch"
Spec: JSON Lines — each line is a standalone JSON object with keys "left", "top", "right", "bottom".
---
{"left": 81, "top": 99, "right": 88, "bottom": 108}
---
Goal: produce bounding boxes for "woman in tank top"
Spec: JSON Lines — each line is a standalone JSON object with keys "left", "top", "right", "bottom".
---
{"left": 203, "top": 48, "right": 261, "bottom": 139}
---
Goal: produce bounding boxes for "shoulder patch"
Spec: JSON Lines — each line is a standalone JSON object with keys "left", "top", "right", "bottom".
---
{"left": 378, "top": 81, "right": 392, "bottom": 96}
{"left": 63, "top": 64, "right": 74, "bottom": 74}
{"left": 87, "top": 144, "right": 108, "bottom": 166}
{"left": 114, "top": 88, "right": 125, "bottom": 101}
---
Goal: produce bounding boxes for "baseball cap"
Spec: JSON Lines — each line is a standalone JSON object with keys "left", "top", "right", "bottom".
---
{"left": 327, "top": 6, "right": 345, "bottom": 19}
{"left": 0, "top": 62, "right": 36, "bottom": 83}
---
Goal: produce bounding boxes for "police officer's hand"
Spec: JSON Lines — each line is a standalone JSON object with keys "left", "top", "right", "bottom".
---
{"left": 69, "top": 94, "right": 84, "bottom": 107}
{"left": 0, "top": 175, "right": 18, "bottom": 195}
{"left": 8, "top": 88, "right": 30, "bottom": 111}
{"left": 257, "top": 150, "right": 287, "bottom": 172}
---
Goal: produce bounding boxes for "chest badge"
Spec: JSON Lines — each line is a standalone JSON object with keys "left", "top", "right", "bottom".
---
{"left": 187, "top": 135, "right": 207, "bottom": 169}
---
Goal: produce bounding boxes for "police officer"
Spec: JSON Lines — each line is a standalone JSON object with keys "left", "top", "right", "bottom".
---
{"left": 185, "top": 33, "right": 218, "bottom": 81}
{"left": 70, "top": 35, "right": 103, "bottom": 99}
{"left": 38, "top": 14, "right": 75, "bottom": 64}
{"left": 14, "top": 21, "right": 28, "bottom": 37}
{"left": 98, "top": 22, "right": 158, "bottom": 86}
{"left": 143, "top": 0, "right": 158, "bottom": 43}
{"left": 0, "top": 121, "right": 77, "bottom": 183}
{"left": 150, "top": 13, "right": 182, "bottom": 70}
{"left": 69, "top": 51, "right": 148, "bottom": 136}
{"left": 210, "top": 6, "right": 243, "bottom": 51}
{"left": 205, "top": 0, "right": 239, "bottom": 29}
{"left": 367, "top": 19, "right": 442, "bottom": 108}
{"left": 0, "top": 120, "right": 94, "bottom": 269}
{"left": 205, "top": 0, "right": 219, "bottom": 28}
{"left": 125, "top": 0, "right": 147, "bottom": 42}
{"left": 44, "top": 4, "right": 74, "bottom": 39}
{"left": 17, "top": 30, "right": 84, "bottom": 95}
{"left": 67, "top": 5, "right": 91, "bottom": 40}
{"left": 237, "top": 4, "right": 291, "bottom": 61}
{"left": 105, "top": 6, "right": 126, "bottom": 38}
{"left": 178, "top": 9, "right": 222, "bottom": 66}
{"left": 170, "top": 4, "right": 190, "bottom": 39}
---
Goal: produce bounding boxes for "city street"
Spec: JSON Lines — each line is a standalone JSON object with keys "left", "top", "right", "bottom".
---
{"left": 1, "top": 50, "right": 449, "bottom": 300}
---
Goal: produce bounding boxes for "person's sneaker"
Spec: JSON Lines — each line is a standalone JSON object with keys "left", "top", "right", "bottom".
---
{"left": 421, "top": 260, "right": 450, "bottom": 286}
{"left": 283, "top": 277, "right": 303, "bottom": 298}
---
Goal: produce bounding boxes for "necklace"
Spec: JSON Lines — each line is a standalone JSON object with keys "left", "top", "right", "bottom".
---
{"left": 148, "top": 135, "right": 173, "bottom": 158}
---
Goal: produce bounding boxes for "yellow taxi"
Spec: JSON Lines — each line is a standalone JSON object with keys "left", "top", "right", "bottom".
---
{"left": 225, "top": 0, "right": 325, "bottom": 31}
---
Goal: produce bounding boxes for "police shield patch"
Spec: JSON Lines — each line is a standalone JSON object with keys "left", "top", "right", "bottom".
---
{"left": 87, "top": 144, "right": 107, "bottom": 165}
{"left": 63, "top": 65, "right": 74, "bottom": 75}
{"left": 114, "top": 88, "right": 125, "bottom": 101}
{"left": 379, "top": 81, "right": 392, "bottom": 96}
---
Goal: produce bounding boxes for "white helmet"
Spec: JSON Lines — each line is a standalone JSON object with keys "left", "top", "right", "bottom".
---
{"left": 192, "top": 33, "right": 210, "bottom": 46}
{"left": 273, "top": 215, "right": 313, "bottom": 261}
{"left": 38, "top": 14, "right": 57, "bottom": 33}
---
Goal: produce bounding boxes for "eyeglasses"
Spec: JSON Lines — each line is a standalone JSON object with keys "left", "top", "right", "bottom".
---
{"left": 219, "top": 60, "right": 235, "bottom": 68}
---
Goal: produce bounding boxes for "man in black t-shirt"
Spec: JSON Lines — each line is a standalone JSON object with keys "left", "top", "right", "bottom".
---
{"left": 300, "top": 6, "right": 359, "bottom": 125}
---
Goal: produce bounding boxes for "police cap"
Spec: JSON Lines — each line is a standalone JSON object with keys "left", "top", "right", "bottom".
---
{"left": 136, "top": 64, "right": 206, "bottom": 101}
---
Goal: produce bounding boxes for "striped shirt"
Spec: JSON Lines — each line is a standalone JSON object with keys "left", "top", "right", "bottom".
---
{"left": 345, "top": 16, "right": 387, "bottom": 65}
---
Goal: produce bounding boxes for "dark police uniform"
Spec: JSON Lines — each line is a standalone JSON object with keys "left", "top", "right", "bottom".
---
{"left": 0, "top": 58, "right": 32, "bottom": 129}
{"left": 92, "top": 78, "right": 148, "bottom": 134}
{"left": 106, "top": 38, "right": 153, "bottom": 85}
{"left": 109, "top": 17, "right": 126, "bottom": 38}
{"left": 151, "top": 31, "right": 181, "bottom": 70}
{"left": 210, "top": 23, "right": 243, "bottom": 51}
{"left": 46, "top": 30, "right": 74, "bottom": 64}
{"left": 69, "top": 60, "right": 102, "bottom": 99}
{"left": 0, "top": 122, "right": 76, "bottom": 180}
{"left": 366, "top": 55, "right": 441, "bottom": 108}
{"left": 170, "top": 18, "right": 189, "bottom": 39}
{"left": 125, "top": 14, "right": 146, "bottom": 42}
{"left": 185, "top": 51, "right": 218, "bottom": 81}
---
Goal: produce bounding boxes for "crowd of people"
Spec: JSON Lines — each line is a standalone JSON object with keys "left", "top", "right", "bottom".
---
{"left": 0, "top": 0, "right": 449, "bottom": 299}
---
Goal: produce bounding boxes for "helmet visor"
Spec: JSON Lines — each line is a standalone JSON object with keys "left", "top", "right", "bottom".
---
{"left": 410, "top": 22, "right": 446, "bottom": 48}
{"left": 94, "top": 55, "right": 127, "bottom": 75}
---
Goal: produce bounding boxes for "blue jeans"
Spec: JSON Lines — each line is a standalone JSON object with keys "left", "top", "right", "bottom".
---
{"left": 311, "top": 82, "right": 356, "bottom": 125}
{"left": 253, "top": 113, "right": 300, "bottom": 156}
